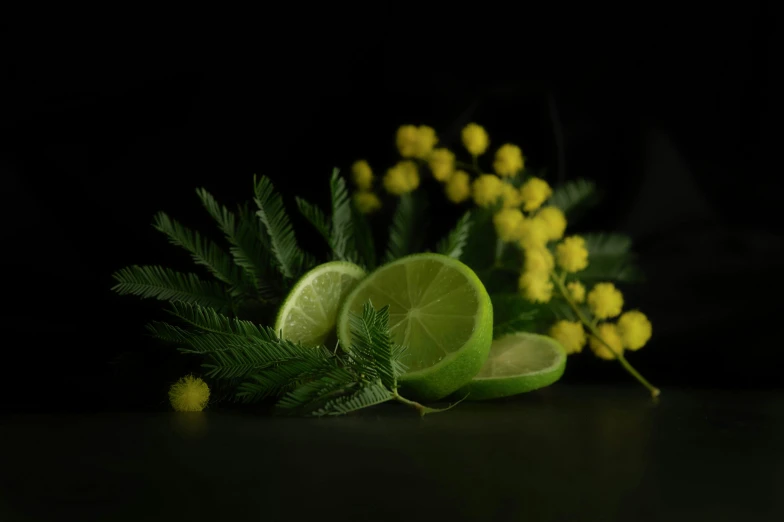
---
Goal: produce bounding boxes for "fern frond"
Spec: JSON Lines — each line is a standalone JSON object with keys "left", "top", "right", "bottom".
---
{"left": 347, "top": 303, "right": 398, "bottom": 389}
{"left": 573, "top": 232, "right": 644, "bottom": 283}
{"left": 384, "top": 192, "right": 427, "bottom": 263}
{"left": 295, "top": 197, "right": 330, "bottom": 244}
{"left": 489, "top": 294, "right": 539, "bottom": 338}
{"left": 311, "top": 381, "right": 393, "bottom": 416}
{"left": 275, "top": 366, "right": 358, "bottom": 411}
{"left": 145, "top": 321, "right": 194, "bottom": 343}
{"left": 111, "top": 265, "right": 230, "bottom": 308}
{"left": 329, "top": 168, "right": 354, "bottom": 262}
{"left": 254, "top": 175, "right": 305, "bottom": 279}
{"left": 549, "top": 178, "right": 599, "bottom": 218}
{"left": 436, "top": 212, "right": 472, "bottom": 259}
{"left": 351, "top": 199, "right": 376, "bottom": 270}
{"left": 166, "top": 302, "right": 272, "bottom": 339}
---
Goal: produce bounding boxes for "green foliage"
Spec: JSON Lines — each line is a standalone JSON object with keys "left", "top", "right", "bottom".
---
{"left": 490, "top": 293, "right": 539, "bottom": 338}
{"left": 311, "top": 382, "right": 393, "bottom": 416}
{"left": 345, "top": 303, "right": 402, "bottom": 390}
{"left": 295, "top": 198, "right": 330, "bottom": 244}
{"left": 549, "top": 178, "right": 600, "bottom": 222}
{"left": 351, "top": 200, "right": 376, "bottom": 270}
{"left": 573, "top": 232, "right": 644, "bottom": 283}
{"left": 460, "top": 206, "right": 499, "bottom": 272}
{"left": 253, "top": 175, "right": 308, "bottom": 280}
{"left": 436, "top": 212, "right": 472, "bottom": 259}
{"left": 385, "top": 192, "right": 427, "bottom": 263}
{"left": 111, "top": 266, "right": 231, "bottom": 309}
{"left": 165, "top": 302, "right": 271, "bottom": 339}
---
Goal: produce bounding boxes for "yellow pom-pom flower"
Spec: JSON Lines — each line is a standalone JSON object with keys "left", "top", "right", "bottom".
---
{"left": 616, "top": 310, "right": 652, "bottom": 350}
{"left": 428, "top": 148, "right": 455, "bottom": 182}
{"left": 501, "top": 183, "right": 521, "bottom": 208}
{"left": 350, "top": 160, "right": 373, "bottom": 191}
{"left": 396, "top": 125, "right": 438, "bottom": 159}
{"left": 536, "top": 206, "right": 567, "bottom": 241}
{"left": 555, "top": 235, "right": 589, "bottom": 273}
{"left": 462, "top": 123, "right": 490, "bottom": 156}
{"left": 518, "top": 270, "right": 553, "bottom": 303}
{"left": 445, "top": 170, "right": 471, "bottom": 203}
{"left": 383, "top": 161, "right": 419, "bottom": 195}
{"left": 493, "top": 144, "right": 525, "bottom": 177}
{"left": 472, "top": 174, "right": 504, "bottom": 207}
{"left": 517, "top": 217, "right": 550, "bottom": 250}
{"left": 549, "top": 320, "right": 586, "bottom": 354}
{"left": 169, "top": 375, "right": 210, "bottom": 412}
{"left": 566, "top": 281, "right": 586, "bottom": 303}
{"left": 589, "top": 323, "right": 624, "bottom": 360}
{"left": 493, "top": 208, "right": 524, "bottom": 242}
{"left": 353, "top": 192, "right": 382, "bottom": 214}
{"left": 519, "top": 177, "right": 553, "bottom": 212}
{"left": 524, "top": 247, "right": 555, "bottom": 274}
{"left": 587, "top": 282, "right": 624, "bottom": 320}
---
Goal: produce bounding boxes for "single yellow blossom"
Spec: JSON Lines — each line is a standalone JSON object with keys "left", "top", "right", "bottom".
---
{"left": 587, "top": 282, "right": 624, "bottom": 320}
{"left": 461, "top": 123, "right": 490, "bottom": 156}
{"left": 549, "top": 320, "right": 586, "bottom": 354}
{"left": 396, "top": 125, "right": 438, "bottom": 158}
{"left": 493, "top": 144, "right": 525, "bottom": 177}
{"left": 493, "top": 208, "right": 524, "bottom": 242}
{"left": 383, "top": 160, "right": 420, "bottom": 195}
{"left": 445, "top": 170, "right": 471, "bottom": 203}
{"left": 501, "top": 183, "right": 521, "bottom": 208}
{"left": 555, "top": 235, "right": 589, "bottom": 273}
{"left": 566, "top": 281, "right": 586, "bottom": 303}
{"left": 169, "top": 375, "right": 210, "bottom": 412}
{"left": 517, "top": 217, "right": 550, "bottom": 250}
{"left": 519, "top": 177, "right": 553, "bottom": 212}
{"left": 616, "top": 310, "right": 652, "bottom": 350}
{"left": 589, "top": 323, "right": 624, "bottom": 360}
{"left": 524, "top": 247, "right": 555, "bottom": 274}
{"left": 518, "top": 270, "right": 553, "bottom": 303}
{"left": 350, "top": 160, "right": 373, "bottom": 191}
{"left": 472, "top": 174, "right": 504, "bottom": 207}
{"left": 353, "top": 191, "right": 382, "bottom": 214}
{"left": 428, "top": 148, "right": 455, "bottom": 182}
{"left": 536, "top": 206, "right": 567, "bottom": 240}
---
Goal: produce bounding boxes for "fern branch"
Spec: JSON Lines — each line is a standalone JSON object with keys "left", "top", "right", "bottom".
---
{"left": 311, "top": 381, "right": 393, "bottom": 416}
{"left": 549, "top": 178, "right": 599, "bottom": 218}
{"left": 436, "top": 212, "right": 472, "bottom": 259}
{"left": 347, "top": 303, "right": 398, "bottom": 389}
{"left": 111, "top": 265, "right": 230, "bottom": 308}
{"left": 384, "top": 192, "right": 427, "bottom": 263}
{"left": 254, "top": 175, "right": 304, "bottom": 279}
{"left": 166, "top": 302, "right": 272, "bottom": 339}
{"left": 351, "top": 198, "right": 376, "bottom": 270}
{"left": 296, "top": 197, "right": 330, "bottom": 244}
{"left": 329, "top": 168, "right": 354, "bottom": 261}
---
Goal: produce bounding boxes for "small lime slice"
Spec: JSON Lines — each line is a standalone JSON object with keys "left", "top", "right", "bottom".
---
{"left": 275, "top": 261, "right": 366, "bottom": 347}
{"left": 337, "top": 253, "right": 493, "bottom": 401}
{"left": 455, "top": 332, "right": 567, "bottom": 400}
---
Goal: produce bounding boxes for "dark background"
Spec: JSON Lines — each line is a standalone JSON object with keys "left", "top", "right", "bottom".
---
{"left": 2, "top": 4, "right": 779, "bottom": 413}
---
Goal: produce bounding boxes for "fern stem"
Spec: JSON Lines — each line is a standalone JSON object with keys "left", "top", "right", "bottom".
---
{"left": 551, "top": 274, "right": 661, "bottom": 398}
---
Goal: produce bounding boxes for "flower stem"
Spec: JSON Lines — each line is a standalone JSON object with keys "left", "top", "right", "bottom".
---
{"left": 551, "top": 275, "right": 661, "bottom": 398}
{"left": 494, "top": 239, "right": 505, "bottom": 266}
{"left": 392, "top": 390, "right": 464, "bottom": 417}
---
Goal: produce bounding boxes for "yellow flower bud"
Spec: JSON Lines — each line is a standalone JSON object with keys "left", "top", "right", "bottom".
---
{"left": 493, "top": 208, "right": 524, "bottom": 242}
{"left": 555, "top": 235, "right": 589, "bottom": 273}
{"left": 383, "top": 161, "right": 420, "bottom": 195}
{"left": 501, "top": 183, "right": 521, "bottom": 208}
{"left": 353, "top": 191, "right": 382, "bottom": 214}
{"left": 493, "top": 144, "right": 525, "bottom": 177}
{"left": 589, "top": 323, "right": 624, "bottom": 360}
{"left": 472, "top": 174, "right": 504, "bottom": 207}
{"left": 518, "top": 270, "right": 553, "bottom": 303}
{"left": 616, "top": 310, "right": 652, "bottom": 350}
{"left": 524, "top": 247, "right": 555, "bottom": 274}
{"left": 587, "top": 283, "right": 624, "bottom": 320}
{"left": 536, "top": 206, "right": 567, "bottom": 241}
{"left": 549, "top": 320, "right": 586, "bottom": 354}
{"left": 169, "top": 375, "right": 210, "bottom": 412}
{"left": 462, "top": 123, "right": 490, "bottom": 156}
{"left": 428, "top": 148, "right": 455, "bottom": 182}
{"left": 519, "top": 177, "right": 552, "bottom": 212}
{"left": 350, "top": 160, "right": 373, "bottom": 191}
{"left": 445, "top": 170, "right": 471, "bottom": 203}
{"left": 566, "top": 281, "right": 586, "bottom": 303}
{"left": 517, "top": 217, "right": 550, "bottom": 250}
{"left": 397, "top": 124, "right": 438, "bottom": 158}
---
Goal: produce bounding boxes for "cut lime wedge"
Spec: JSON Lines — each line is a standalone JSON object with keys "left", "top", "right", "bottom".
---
{"left": 275, "top": 261, "right": 366, "bottom": 347}
{"left": 455, "top": 332, "right": 567, "bottom": 400}
{"left": 337, "top": 253, "right": 493, "bottom": 401}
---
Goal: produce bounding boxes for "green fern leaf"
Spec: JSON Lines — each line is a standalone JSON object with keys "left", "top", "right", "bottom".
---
{"left": 489, "top": 293, "right": 539, "bottom": 338}
{"left": 295, "top": 197, "right": 330, "bottom": 244}
{"left": 275, "top": 366, "right": 358, "bottom": 411}
{"left": 460, "top": 207, "right": 498, "bottom": 272}
{"left": 573, "top": 232, "right": 644, "bottom": 283}
{"left": 166, "top": 302, "right": 272, "bottom": 339}
{"left": 347, "top": 303, "right": 397, "bottom": 389}
{"left": 311, "top": 381, "right": 393, "bottom": 416}
{"left": 253, "top": 175, "right": 305, "bottom": 280}
{"left": 436, "top": 212, "right": 472, "bottom": 259}
{"left": 329, "top": 168, "right": 354, "bottom": 262}
{"left": 111, "top": 266, "right": 230, "bottom": 308}
{"left": 351, "top": 199, "right": 376, "bottom": 270}
{"left": 145, "top": 321, "right": 194, "bottom": 343}
{"left": 384, "top": 192, "right": 427, "bottom": 263}
{"left": 549, "top": 178, "right": 600, "bottom": 219}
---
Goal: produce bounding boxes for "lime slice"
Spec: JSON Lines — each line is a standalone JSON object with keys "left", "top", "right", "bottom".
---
{"left": 455, "top": 332, "right": 566, "bottom": 400}
{"left": 275, "top": 261, "right": 366, "bottom": 347}
{"left": 337, "top": 253, "right": 493, "bottom": 401}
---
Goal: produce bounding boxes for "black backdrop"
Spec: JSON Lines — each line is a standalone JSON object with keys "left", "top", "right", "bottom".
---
{"left": 3, "top": 3, "right": 779, "bottom": 412}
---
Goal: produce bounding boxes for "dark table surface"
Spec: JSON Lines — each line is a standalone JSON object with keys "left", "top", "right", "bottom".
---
{"left": 2, "top": 385, "right": 781, "bottom": 522}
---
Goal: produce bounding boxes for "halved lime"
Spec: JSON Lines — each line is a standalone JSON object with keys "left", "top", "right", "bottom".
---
{"left": 454, "top": 332, "right": 566, "bottom": 400}
{"left": 337, "top": 253, "right": 493, "bottom": 401}
{"left": 275, "top": 261, "right": 366, "bottom": 347}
